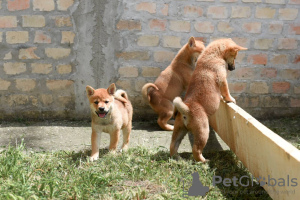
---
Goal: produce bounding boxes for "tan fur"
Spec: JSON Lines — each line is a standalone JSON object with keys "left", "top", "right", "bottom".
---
{"left": 141, "top": 37, "right": 205, "bottom": 131}
{"left": 86, "top": 83, "right": 133, "bottom": 161}
{"left": 170, "top": 38, "right": 247, "bottom": 162}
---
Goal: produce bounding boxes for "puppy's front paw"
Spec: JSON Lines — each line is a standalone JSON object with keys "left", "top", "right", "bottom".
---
{"left": 225, "top": 95, "right": 236, "bottom": 104}
{"left": 90, "top": 155, "right": 98, "bottom": 162}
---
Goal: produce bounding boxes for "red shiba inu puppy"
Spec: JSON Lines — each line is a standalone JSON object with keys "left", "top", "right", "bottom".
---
{"left": 170, "top": 38, "right": 247, "bottom": 162}
{"left": 142, "top": 37, "right": 205, "bottom": 131}
{"left": 86, "top": 83, "right": 133, "bottom": 161}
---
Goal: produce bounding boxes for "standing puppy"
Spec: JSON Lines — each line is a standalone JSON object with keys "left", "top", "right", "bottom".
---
{"left": 142, "top": 37, "right": 205, "bottom": 131}
{"left": 170, "top": 38, "right": 247, "bottom": 162}
{"left": 86, "top": 83, "right": 133, "bottom": 161}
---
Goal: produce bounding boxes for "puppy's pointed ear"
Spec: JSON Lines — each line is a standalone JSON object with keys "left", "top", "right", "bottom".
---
{"left": 188, "top": 37, "right": 196, "bottom": 48}
{"left": 107, "top": 83, "right": 116, "bottom": 95}
{"left": 234, "top": 45, "right": 247, "bottom": 51}
{"left": 86, "top": 85, "right": 95, "bottom": 97}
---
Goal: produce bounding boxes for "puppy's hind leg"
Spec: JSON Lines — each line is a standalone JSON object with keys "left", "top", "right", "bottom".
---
{"left": 121, "top": 122, "right": 132, "bottom": 151}
{"left": 191, "top": 118, "right": 209, "bottom": 163}
{"left": 157, "top": 99, "right": 174, "bottom": 131}
{"left": 170, "top": 115, "right": 188, "bottom": 157}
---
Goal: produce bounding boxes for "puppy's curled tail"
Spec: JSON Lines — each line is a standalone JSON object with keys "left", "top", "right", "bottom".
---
{"left": 173, "top": 97, "right": 190, "bottom": 122}
{"left": 141, "top": 83, "right": 159, "bottom": 102}
{"left": 114, "top": 89, "right": 129, "bottom": 104}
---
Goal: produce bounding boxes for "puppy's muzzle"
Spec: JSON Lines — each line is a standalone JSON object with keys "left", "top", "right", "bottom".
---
{"left": 228, "top": 63, "right": 235, "bottom": 71}
{"left": 95, "top": 107, "right": 109, "bottom": 118}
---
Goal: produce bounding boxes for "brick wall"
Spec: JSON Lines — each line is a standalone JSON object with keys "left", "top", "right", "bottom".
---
{"left": 0, "top": 0, "right": 76, "bottom": 119}
{"left": 0, "top": 0, "right": 299, "bottom": 120}
{"left": 115, "top": 0, "right": 300, "bottom": 119}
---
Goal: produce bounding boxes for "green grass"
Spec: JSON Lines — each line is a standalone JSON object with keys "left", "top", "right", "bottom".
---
{"left": 0, "top": 140, "right": 271, "bottom": 200}
{"left": 262, "top": 115, "right": 300, "bottom": 150}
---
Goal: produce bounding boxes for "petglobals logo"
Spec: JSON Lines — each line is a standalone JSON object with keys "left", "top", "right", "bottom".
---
{"left": 213, "top": 175, "right": 298, "bottom": 187}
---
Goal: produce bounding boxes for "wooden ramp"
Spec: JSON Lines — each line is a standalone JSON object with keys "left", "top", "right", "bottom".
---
{"left": 209, "top": 101, "right": 300, "bottom": 200}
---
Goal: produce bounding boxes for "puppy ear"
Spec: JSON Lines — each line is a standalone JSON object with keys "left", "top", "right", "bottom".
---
{"left": 234, "top": 45, "right": 247, "bottom": 51}
{"left": 86, "top": 85, "right": 95, "bottom": 97}
{"left": 188, "top": 37, "right": 196, "bottom": 48}
{"left": 107, "top": 83, "right": 116, "bottom": 95}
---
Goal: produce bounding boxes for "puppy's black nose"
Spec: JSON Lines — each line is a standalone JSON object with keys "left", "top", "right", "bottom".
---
{"left": 99, "top": 107, "right": 105, "bottom": 112}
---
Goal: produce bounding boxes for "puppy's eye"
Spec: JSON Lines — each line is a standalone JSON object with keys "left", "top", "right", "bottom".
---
{"left": 105, "top": 100, "right": 109, "bottom": 104}
{"left": 94, "top": 101, "right": 99, "bottom": 105}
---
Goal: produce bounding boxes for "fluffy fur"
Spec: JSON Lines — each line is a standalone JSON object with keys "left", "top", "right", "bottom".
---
{"left": 170, "top": 38, "right": 247, "bottom": 162}
{"left": 142, "top": 37, "right": 205, "bottom": 131}
{"left": 86, "top": 83, "right": 133, "bottom": 161}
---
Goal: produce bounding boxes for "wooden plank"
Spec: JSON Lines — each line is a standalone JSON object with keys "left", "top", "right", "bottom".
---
{"left": 209, "top": 101, "right": 300, "bottom": 200}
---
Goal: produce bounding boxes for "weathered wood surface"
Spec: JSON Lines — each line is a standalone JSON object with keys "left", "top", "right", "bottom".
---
{"left": 210, "top": 101, "right": 300, "bottom": 200}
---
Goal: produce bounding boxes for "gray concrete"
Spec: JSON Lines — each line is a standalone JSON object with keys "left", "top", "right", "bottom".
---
{"left": 0, "top": 121, "right": 228, "bottom": 154}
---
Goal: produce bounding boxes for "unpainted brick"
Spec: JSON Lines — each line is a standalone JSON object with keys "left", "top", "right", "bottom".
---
{"left": 255, "top": 7, "right": 276, "bottom": 19}
{"left": 279, "top": 8, "right": 298, "bottom": 20}
{"left": 57, "top": 0, "right": 74, "bottom": 11}
{"left": 118, "top": 66, "right": 139, "bottom": 77}
{"left": 268, "top": 23, "right": 283, "bottom": 34}
{"left": 3, "top": 62, "right": 26, "bottom": 75}
{"left": 278, "top": 38, "right": 298, "bottom": 49}
{"left": 247, "top": 54, "right": 268, "bottom": 65}
{"left": 153, "top": 51, "right": 175, "bottom": 63}
{"left": 55, "top": 16, "right": 73, "bottom": 27}
{"left": 254, "top": 39, "right": 273, "bottom": 50}
{"left": 23, "top": 15, "right": 45, "bottom": 27}
{"left": 169, "top": 20, "right": 190, "bottom": 32}
{"left": 183, "top": 6, "right": 203, "bottom": 17}
{"left": 31, "top": 63, "right": 52, "bottom": 74}
{"left": 280, "top": 69, "right": 300, "bottom": 80}
{"left": 231, "top": 6, "right": 251, "bottom": 18}
{"left": 149, "top": 19, "right": 167, "bottom": 31}
{"left": 243, "top": 22, "right": 261, "bottom": 33}
{"left": 161, "top": 4, "right": 168, "bottom": 16}
{"left": 41, "top": 94, "right": 53, "bottom": 106}
{"left": 0, "top": 16, "right": 17, "bottom": 28}
{"left": 135, "top": 79, "right": 147, "bottom": 92}
{"left": 232, "top": 38, "right": 250, "bottom": 48}
{"left": 136, "top": 2, "right": 156, "bottom": 14}
{"left": 262, "top": 96, "right": 289, "bottom": 108}
{"left": 6, "top": 95, "right": 29, "bottom": 106}
{"left": 116, "top": 51, "right": 149, "bottom": 61}
{"left": 6, "top": 31, "right": 29, "bottom": 44}
{"left": 261, "top": 68, "right": 277, "bottom": 78}
{"left": 235, "top": 68, "right": 255, "bottom": 79}
{"left": 272, "top": 82, "right": 290, "bottom": 93}
{"left": 271, "top": 54, "right": 288, "bottom": 65}
{"left": 242, "top": 0, "right": 262, "bottom": 2}
{"left": 137, "top": 35, "right": 159, "bottom": 47}
{"left": 4, "top": 52, "right": 12, "bottom": 60}
{"left": 7, "top": 0, "right": 30, "bottom": 11}
{"left": 194, "top": 21, "right": 214, "bottom": 33}
{"left": 289, "top": 24, "right": 300, "bottom": 35}
{"left": 16, "top": 79, "right": 36, "bottom": 92}
{"left": 266, "top": 0, "right": 285, "bottom": 4}
{"left": 33, "top": 0, "right": 55, "bottom": 11}
{"left": 19, "top": 47, "right": 40, "bottom": 59}
{"left": 34, "top": 31, "right": 51, "bottom": 43}
{"left": 142, "top": 67, "right": 161, "bottom": 77}
{"left": 116, "top": 79, "right": 132, "bottom": 91}
{"left": 291, "top": 98, "right": 300, "bottom": 107}
{"left": 217, "top": 22, "right": 234, "bottom": 33}
{"left": 0, "top": 79, "right": 11, "bottom": 90}
{"left": 116, "top": 20, "right": 141, "bottom": 30}
{"left": 61, "top": 31, "right": 75, "bottom": 44}
{"left": 163, "top": 36, "right": 181, "bottom": 48}
{"left": 294, "top": 86, "right": 300, "bottom": 94}
{"left": 56, "top": 64, "right": 72, "bottom": 74}
{"left": 46, "top": 80, "right": 74, "bottom": 90}
{"left": 45, "top": 48, "right": 71, "bottom": 59}
{"left": 250, "top": 82, "right": 269, "bottom": 94}
{"left": 207, "top": 6, "right": 228, "bottom": 19}
{"left": 229, "top": 82, "right": 247, "bottom": 93}
{"left": 289, "top": 0, "right": 300, "bottom": 4}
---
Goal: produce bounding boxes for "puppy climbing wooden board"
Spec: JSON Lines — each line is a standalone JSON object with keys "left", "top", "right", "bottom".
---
{"left": 209, "top": 101, "right": 300, "bottom": 200}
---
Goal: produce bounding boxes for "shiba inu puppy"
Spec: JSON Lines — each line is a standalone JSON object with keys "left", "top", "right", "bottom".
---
{"left": 170, "top": 38, "right": 247, "bottom": 162}
{"left": 86, "top": 83, "right": 133, "bottom": 161}
{"left": 142, "top": 37, "right": 205, "bottom": 131}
